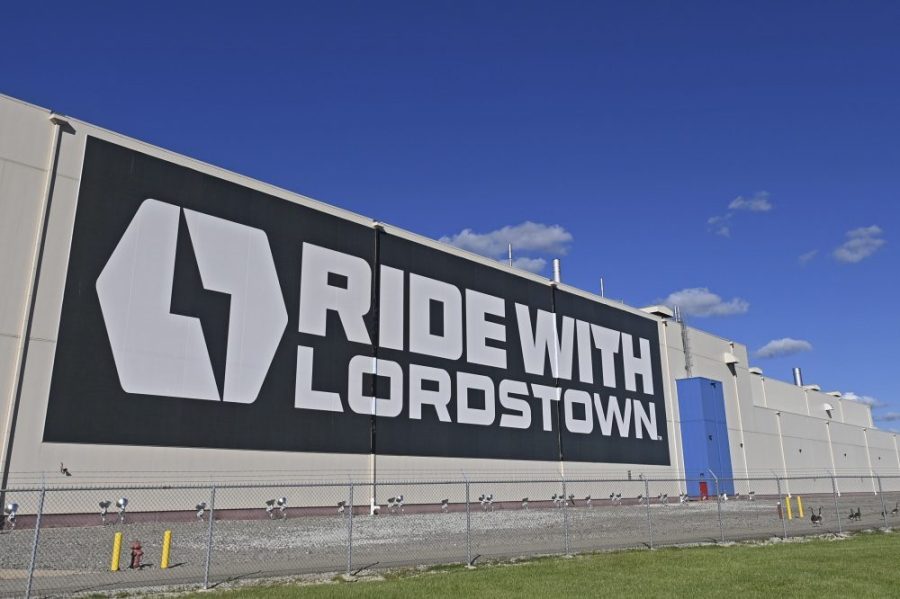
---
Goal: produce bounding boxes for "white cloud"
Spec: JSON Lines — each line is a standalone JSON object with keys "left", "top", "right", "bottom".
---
{"left": 842, "top": 392, "right": 887, "bottom": 409}
{"left": 439, "top": 221, "right": 572, "bottom": 275}
{"left": 729, "top": 191, "right": 773, "bottom": 212}
{"left": 707, "top": 214, "right": 732, "bottom": 237}
{"left": 440, "top": 221, "right": 572, "bottom": 258}
{"left": 662, "top": 287, "right": 749, "bottom": 317}
{"left": 754, "top": 338, "right": 813, "bottom": 359}
{"left": 511, "top": 257, "right": 547, "bottom": 273}
{"left": 833, "top": 225, "right": 886, "bottom": 263}
{"left": 708, "top": 191, "right": 773, "bottom": 236}
{"left": 876, "top": 412, "right": 900, "bottom": 422}
{"left": 798, "top": 249, "right": 818, "bottom": 265}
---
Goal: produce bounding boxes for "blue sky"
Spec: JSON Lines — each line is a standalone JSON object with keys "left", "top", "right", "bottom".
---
{"left": 4, "top": 1, "right": 898, "bottom": 423}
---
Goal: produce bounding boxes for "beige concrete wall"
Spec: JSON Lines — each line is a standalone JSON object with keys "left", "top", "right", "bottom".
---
{"left": 762, "top": 378, "right": 809, "bottom": 416}
{"left": 842, "top": 397, "right": 874, "bottom": 428}
{"left": 0, "top": 97, "right": 58, "bottom": 483}
{"left": 866, "top": 429, "right": 896, "bottom": 476}
{"left": 0, "top": 93, "right": 891, "bottom": 503}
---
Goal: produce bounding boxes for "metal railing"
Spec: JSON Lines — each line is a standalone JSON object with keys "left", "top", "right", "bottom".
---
{"left": 1, "top": 474, "right": 897, "bottom": 597}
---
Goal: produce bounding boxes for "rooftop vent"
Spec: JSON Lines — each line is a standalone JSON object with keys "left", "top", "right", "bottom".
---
{"left": 641, "top": 305, "right": 674, "bottom": 319}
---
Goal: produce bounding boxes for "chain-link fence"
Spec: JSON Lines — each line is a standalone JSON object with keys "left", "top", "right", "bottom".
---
{"left": 1, "top": 474, "right": 897, "bottom": 597}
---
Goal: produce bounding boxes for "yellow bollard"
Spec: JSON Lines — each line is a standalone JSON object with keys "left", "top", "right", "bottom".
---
{"left": 161, "top": 530, "right": 172, "bottom": 569}
{"left": 797, "top": 496, "right": 804, "bottom": 518}
{"left": 786, "top": 496, "right": 794, "bottom": 520}
{"left": 110, "top": 532, "right": 123, "bottom": 571}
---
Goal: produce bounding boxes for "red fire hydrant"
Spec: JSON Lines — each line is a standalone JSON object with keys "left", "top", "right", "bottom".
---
{"left": 129, "top": 540, "right": 144, "bottom": 569}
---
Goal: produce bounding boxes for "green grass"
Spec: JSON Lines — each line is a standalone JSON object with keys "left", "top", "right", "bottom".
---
{"left": 183, "top": 532, "right": 899, "bottom": 598}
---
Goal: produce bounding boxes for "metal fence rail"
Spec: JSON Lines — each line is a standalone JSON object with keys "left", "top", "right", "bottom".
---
{"left": 0, "top": 474, "right": 897, "bottom": 598}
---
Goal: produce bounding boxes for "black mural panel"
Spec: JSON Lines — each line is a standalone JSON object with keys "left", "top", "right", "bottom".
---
{"left": 374, "top": 234, "right": 559, "bottom": 461}
{"left": 44, "top": 137, "right": 669, "bottom": 464}
{"left": 44, "top": 137, "right": 375, "bottom": 453}
{"left": 553, "top": 289, "right": 670, "bottom": 465}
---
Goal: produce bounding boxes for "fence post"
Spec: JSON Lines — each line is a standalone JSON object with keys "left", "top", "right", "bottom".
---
{"left": 561, "top": 476, "right": 570, "bottom": 554}
{"left": 877, "top": 476, "right": 888, "bottom": 528}
{"left": 707, "top": 469, "right": 724, "bottom": 543}
{"left": 464, "top": 478, "right": 471, "bottom": 565}
{"left": 25, "top": 488, "right": 46, "bottom": 599}
{"left": 775, "top": 476, "right": 787, "bottom": 540}
{"left": 643, "top": 477, "right": 653, "bottom": 549}
{"left": 346, "top": 482, "right": 354, "bottom": 575}
{"left": 715, "top": 479, "right": 724, "bottom": 543}
{"left": 203, "top": 485, "right": 217, "bottom": 590}
{"left": 830, "top": 473, "right": 842, "bottom": 534}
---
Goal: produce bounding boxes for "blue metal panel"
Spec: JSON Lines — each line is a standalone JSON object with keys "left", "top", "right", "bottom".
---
{"left": 677, "top": 377, "right": 735, "bottom": 496}
{"left": 677, "top": 378, "right": 706, "bottom": 423}
{"left": 680, "top": 419, "right": 709, "bottom": 486}
{"left": 703, "top": 380, "right": 728, "bottom": 430}
{"left": 677, "top": 378, "right": 710, "bottom": 496}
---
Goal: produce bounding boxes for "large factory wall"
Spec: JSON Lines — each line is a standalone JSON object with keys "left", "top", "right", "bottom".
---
{"left": 742, "top": 375, "right": 890, "bottom": 492}
{"left": 660, "top": 322, "right": 756, "bottom": 492}
{"left": 659, "top": 317, "right": 894, "bottom": 496}
{"left": 0, "top": 94, "right": 893, "bottom": 511}
{"left": 0, "top": 96, "right": 373, "bottom": 489}
{"left": 0, "top": 95, "right": 680, "bottom": 502}
{"left": 777, "top": 412, "right": 833, "bottom": 493}
{"left": 742, "top": 409, "right": 785, "bottom": 495}
{"left": 747, "top": 375, "right": 874, "bottom": 430}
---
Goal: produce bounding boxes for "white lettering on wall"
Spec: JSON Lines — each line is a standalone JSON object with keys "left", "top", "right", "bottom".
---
{"left": 622, "top": 333, "right": 654, "bottom": 394}
{"left": 531, "top": 383, "right": 560, "bottom": 431}
{"left": 465, "top": 289, "right": 507, "bottom": 369}
{"left": 564, "top": 389, "right": 594, "bottom": 434}
{"left": 378, "top": 265, "right": 405, "bottom": 350}
{"left": 456, "top": 372, "right": 496, "bottom": 426}
{"left": 409, "top": 273, "right": 463, "bottom": 360}
{"left": 516, "top": 305, "right": 575, "bottom": 379}
{"left": 409, "top": 364, "right": 452, "bottom": 422}
{"left": 295, "top": 345, "right": 343, "bottom": 412}
{"left": 298, "top": 242, "right": 371, "bottom": 344}
{"left": 594, "top": 394, "right": 632, "bottom": 438}
{"left": 498, "top": 379, "right": 531, "bottom": 429}
{"left": 347, "top": 355, "right": 403, "bottom": 417}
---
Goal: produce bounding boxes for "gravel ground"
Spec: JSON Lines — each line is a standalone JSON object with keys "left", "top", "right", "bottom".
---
{"left": 0, "top": 492, "right": 896, "bottom": 598}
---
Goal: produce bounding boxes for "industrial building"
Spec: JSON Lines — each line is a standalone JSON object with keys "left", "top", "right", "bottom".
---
{"left": 0, "top": 92, "right": 895, "bottom": 501}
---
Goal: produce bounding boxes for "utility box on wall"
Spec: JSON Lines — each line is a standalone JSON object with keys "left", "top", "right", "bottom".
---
{"left": 677, "top": 377, "right": 735, "bottom": 497}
